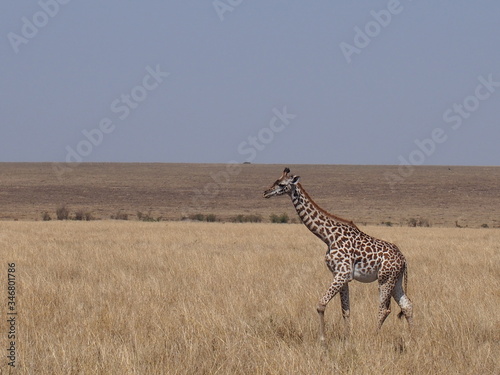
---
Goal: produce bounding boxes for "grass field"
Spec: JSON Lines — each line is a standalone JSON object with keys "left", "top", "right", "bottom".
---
{"left": 1, "top": 221, "right": 499, "bottom": 374}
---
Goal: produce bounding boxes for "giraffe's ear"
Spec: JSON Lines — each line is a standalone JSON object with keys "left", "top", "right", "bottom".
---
{"left": 291, "top": 175, "right": 300, "bottom": 184}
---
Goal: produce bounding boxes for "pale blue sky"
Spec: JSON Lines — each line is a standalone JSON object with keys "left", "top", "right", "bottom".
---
{"left": 1, "top": 1, "right": 499, "bottom": 166}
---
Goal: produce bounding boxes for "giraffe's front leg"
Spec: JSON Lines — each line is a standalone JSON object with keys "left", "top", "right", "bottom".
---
{"left": 317, "top": 272, "right": 350, "bottom": 342}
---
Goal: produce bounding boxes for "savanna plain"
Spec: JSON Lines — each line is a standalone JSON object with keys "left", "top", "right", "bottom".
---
{"left": 1, "top": 163, "right": 499, "bottom": 374}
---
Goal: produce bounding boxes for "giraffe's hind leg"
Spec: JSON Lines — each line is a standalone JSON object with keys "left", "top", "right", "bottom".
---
{"left": 393, "top": 274, "right": 413, "bottom": 329}
{"left": 377, "top": 278, "right": 394, "bottom": 329}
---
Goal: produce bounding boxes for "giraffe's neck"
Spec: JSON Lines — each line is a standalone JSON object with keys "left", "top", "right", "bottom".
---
{"left": 290, "top": 183, "right": 357, "bottom": 245}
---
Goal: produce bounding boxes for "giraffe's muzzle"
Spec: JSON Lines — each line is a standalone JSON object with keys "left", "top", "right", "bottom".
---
{"left": 263, "top": 188, "right": 276, "bottom": 198}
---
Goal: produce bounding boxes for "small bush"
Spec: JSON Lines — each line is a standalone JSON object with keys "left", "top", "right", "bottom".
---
{"left": 56, "top": 205, "right": 70, "bottom": 220}
{"left": 231, "top": 214, "right": 262, "bottom": 223}
{"left": 480, "top": 223, "right": 489, "bottom": 228}
{"left": 41, "top": 212, "right": 52, "bottom": 221}
{"left": 381, "top": 221, "right": 393, "bottom": 227}
{"left": 187, "top": 214, "right": 217, "bottom": 222}
{"left": 407, "top": 217, "right": 430, "bottom": 227}
{"left": 111, "top": 212, "right": 129, "bottom": 220}
{"left": 205, "top": 214, "right": 217, "bottom": 222}
{"left": 74, "top": 210, "right": 85, "bottom": 221}
{"left": 247, "top": 214, "right": 262, "bottom": 223}
{"left": 74, "top": 210, "right": 94, "bottom": 221}
{"left": 270, "top": 213, "right": 289, "bottom": 224}
{"left": 137, "top": 211, "right": 160, "bottom": 222}
{"left": 231, "top": 215, "right": 245, "bottom": 223}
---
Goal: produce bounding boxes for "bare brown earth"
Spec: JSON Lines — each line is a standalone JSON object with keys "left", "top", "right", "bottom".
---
{"left": 0, "top": 162, "right": 499, "bottom": 227}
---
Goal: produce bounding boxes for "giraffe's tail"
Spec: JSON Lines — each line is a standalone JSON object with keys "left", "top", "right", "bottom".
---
{"left": 397, "top": 263, "right": 408, "bottom": 320}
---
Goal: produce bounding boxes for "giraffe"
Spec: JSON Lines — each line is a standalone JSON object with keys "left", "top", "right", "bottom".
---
{"left": 263, "top": 167, "right": 413, "bottom": 341}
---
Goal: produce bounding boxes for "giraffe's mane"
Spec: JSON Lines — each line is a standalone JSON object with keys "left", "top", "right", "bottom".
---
{"left": 297, "top": 183, "right": 359, "bottom": 230}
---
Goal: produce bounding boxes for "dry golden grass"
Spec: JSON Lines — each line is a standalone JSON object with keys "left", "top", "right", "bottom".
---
{"left": 1, "top": 221, "right": 499, "bottom": 374}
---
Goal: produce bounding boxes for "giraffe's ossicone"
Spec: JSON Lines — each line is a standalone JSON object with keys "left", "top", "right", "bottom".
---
{"left": 264, "top": 167, "right": 413, "bottom": 342}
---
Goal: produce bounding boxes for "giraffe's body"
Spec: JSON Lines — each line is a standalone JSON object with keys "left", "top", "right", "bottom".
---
{"left": 264, "top": 168, "right": 413, "bottom": 341}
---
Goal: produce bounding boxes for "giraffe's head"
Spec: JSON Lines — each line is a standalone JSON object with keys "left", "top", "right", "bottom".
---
{"left": 263, "top": 167, "right": 300, "bottom": 198}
